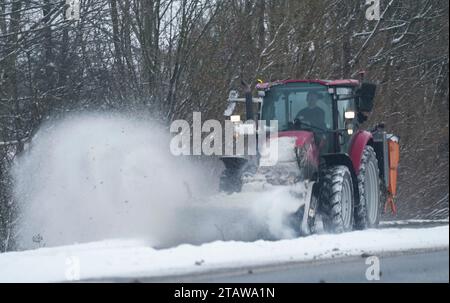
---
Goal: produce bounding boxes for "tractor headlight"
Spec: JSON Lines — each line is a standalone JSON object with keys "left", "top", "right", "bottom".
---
{"left": 230, "top": 115, "right": 241, "bottom": 123}
{"left": 345, "top": 111, "right": 356, "bottom": 120}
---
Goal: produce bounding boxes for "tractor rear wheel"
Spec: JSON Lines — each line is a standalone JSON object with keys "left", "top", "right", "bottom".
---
{"left": 319, "top": 166, "right": 355, "bottom": 233}
{"left": 355, "top": 146, "right": 382, "bottom": 229}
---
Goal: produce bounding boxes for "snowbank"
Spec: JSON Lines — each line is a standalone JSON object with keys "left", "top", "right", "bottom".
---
{"left": 0, "top": 225, "right": 448, "bottom": 283}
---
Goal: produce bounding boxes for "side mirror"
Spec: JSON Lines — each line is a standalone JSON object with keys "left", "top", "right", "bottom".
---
{"left": 228, "top": 90, "right": 239, "bottom": 101}
{"left": 357, "top": 83, "right": 377, "bottom": 112}
{"left": 224, "top": 101, "right": 237, "bottom": 117}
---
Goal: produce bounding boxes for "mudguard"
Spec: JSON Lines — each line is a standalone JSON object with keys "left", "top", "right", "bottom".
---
{"left": 349, "top": 130, "right": 373, "bottom": 174}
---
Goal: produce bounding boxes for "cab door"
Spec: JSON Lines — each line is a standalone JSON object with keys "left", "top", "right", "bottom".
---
{"left": 335, "top": 87, "right": 357, "bottom": 153}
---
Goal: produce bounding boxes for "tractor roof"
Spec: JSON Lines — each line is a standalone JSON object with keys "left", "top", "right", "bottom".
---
{"left": 256, "top": 79, "right": 360, "bottom": 90}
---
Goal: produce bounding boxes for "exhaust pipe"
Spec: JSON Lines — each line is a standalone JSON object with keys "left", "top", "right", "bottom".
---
{"left": 242, "top": 81, "right": 254, "bottom": 121}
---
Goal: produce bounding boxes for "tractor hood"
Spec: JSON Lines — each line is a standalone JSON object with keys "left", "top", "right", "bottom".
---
{"left": 277, "top": 130, "right": 316, "bottom": 149}
{"left": 260, "top": 130, "right": 319, "bottom": 168}
{"left": 277, "top": 131, "right": 319, "bottom": 167}
{"left": 257, "top": 130, "right": 319, "bottom": 184}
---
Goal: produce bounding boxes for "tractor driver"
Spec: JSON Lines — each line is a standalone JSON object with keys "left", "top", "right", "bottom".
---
{"left": 295, "top": 91, "right": 326, "bottom": 130}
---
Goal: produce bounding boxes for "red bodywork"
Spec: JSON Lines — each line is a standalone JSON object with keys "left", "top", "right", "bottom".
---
{"left": 256, "top": 79, "right": 360, "bottom": 90}
{"left": 283, "top": 79, "right": 360, "bottom": 87}
{"left": 349, "top": 130, "right": 373, "bottom": 173}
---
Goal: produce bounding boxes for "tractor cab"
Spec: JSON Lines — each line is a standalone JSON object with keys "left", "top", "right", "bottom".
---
{"left": 261, "top": 80, "right": 379, "bottom": 153}
{"left": 225, "top": 79, "right": 376, "bottom": 158}
{"left": 259, "top": 81, "right": 360, "bottom": 155}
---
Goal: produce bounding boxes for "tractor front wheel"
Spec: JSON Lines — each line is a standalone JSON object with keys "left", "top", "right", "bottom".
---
{"left": 319, "top": 166, "right": 355, "bottom": 233}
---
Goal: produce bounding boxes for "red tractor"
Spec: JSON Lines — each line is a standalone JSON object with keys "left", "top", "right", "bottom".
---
{"left": 221, "top": 78, "right": 400, "bottom": 235}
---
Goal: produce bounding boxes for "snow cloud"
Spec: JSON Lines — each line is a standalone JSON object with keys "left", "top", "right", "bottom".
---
{"left": 13, "top": 114, "right": 208, "bottom": 249}
{"left": 12, "top": 113, "right": 302, "bottom": 250}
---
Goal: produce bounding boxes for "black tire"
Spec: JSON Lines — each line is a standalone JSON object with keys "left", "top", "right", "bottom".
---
{"left": 355, "top": 146, "right": 383, "bottom": 230}
{"left": 319, "top": 166, "right": 355, "bottom": 233}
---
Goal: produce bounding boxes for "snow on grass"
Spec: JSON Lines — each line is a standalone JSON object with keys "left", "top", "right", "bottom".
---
{"left": 0, "top": 225, "right": 448, "bottom": 283}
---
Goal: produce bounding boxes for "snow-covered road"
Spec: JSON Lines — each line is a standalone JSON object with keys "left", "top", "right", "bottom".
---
{"left": 0, "top": 224, "right": 448, "bottom": 283}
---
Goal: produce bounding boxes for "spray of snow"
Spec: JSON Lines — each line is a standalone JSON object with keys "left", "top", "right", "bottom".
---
{"left": 13, "top": 114, "right": 303, "bottom": 250}
{"left": 13, "top": 114, "right": 200, "bottom": 248}
{"left": 176, "top": 185, "right": 304, "bottom": 244}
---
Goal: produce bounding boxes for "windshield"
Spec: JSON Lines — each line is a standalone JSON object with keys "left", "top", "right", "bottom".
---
{"left": 261, "top": 83, "right": 332, "bottom": 132}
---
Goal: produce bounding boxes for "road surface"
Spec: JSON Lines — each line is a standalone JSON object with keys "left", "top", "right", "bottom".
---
{"left": 122, "top": 249, "right": 449, "bottom": 283}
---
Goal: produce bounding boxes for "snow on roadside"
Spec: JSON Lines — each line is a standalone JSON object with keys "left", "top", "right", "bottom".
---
{"left": 0, "top": 226, "right": 448, "bottom": 283}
